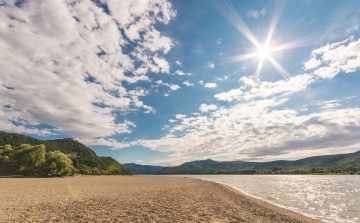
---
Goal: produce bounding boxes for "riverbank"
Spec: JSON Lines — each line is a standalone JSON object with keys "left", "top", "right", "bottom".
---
{"left": 0, "top": 176, "right": 321, "bottom": 222}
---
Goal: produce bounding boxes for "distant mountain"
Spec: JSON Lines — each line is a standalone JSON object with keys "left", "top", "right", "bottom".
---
{"left": 156, "top": 151, "right": 360, "bottom": 174}
{"left": 0, "top": 131, "right": 132, "bottom": 175}
{"left": 123, "top": 163, "right": 164, "bottom": 175}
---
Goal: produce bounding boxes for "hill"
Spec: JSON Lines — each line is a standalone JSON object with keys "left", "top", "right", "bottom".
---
{"left": 156, "top": 150, "right": 360, "bottom": 175}
{"left": 0, "top": 131, "right": 132, "bottom": 175}
{"left": 123, "top": 163, "right": 164, "bottom": 175}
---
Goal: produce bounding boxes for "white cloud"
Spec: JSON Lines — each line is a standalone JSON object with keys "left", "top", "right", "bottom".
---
{"left": 304, "top": 37, "right": 360, "bottom": 79}
{"left": 318, "top": 100, "right": 341, "bottom": 110}
{"left": 162, "top": 83, "right": 180, "bottom": 91}
{"left": 175, "top": 60, "right": 182, "bottom": 66}
{"left": 346, "top": 96, "right": 357, "bottom": 99}
{"left": 0, "top": 0, "right": 175, "bottom": 138}
{"left": 199, "top": 104, "right": 218, "bottom": 113}
{"left": 157, "top": 80, "right": 180, "bottom": 91}
{"left": 169, "top": 119, "right": 177, "bottom": 123}
{"left": 182, "top": 81, "right": 193, "bottom": 86}
{"left": 174, "top": 70, "right": 185, "bottom": 75}
{"left": 217, "top": 38, "right": 222, "bottom": 44}
{"left": 79, "top": 137, "right": 134, "bottom": 150}
{"left": 130, "top": 98, "right": 360, "bottom": 165}
{"left": 152, "top": 56, "right": 171, "bottom": 73}
{"left": 162, "top": 125, "right": 169, "bottom": 130}
{"left": 169, "top": 84, "right": 180, "bottom": 91}
{"left": 215, "top": 74, "right": 314, "bottom": 101}
{"left": 175, "top": 114, "right": 186, "bottom": 119}
{"left": 173, "top": 70, "right": 191, "bottom": 75}
{"left": 239, "top": 76, "right": 257, "bottom": 88}
{"left": 304, "top": 58, "right": 322, "bottom": 70}
{"left": 207, "top": 62, "right": 215, "bottom": 68}
{"left": 199, "top": 80, "right": 204, "bottom": 85}
{"left": 347, "top": 23, "right": 359, "bottom": 33}
{"left": 204, "top": 82, "right": 217, "bottom": 88}
{"left": 214, "top": 88, "right": 243, "bottom": 102}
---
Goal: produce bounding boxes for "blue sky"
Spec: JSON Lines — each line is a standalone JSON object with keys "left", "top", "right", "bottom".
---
{"left": 1, "top": 0, "right": 360, "bottom": 166}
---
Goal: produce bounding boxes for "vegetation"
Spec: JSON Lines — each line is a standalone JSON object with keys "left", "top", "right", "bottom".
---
{"left": 0, "top": 144, "right": 75, "bottom": 176}
{"left": 156, "top": 151, "right": 360, "bottom": 175}
{"left": 0, "top": 131, "right": 133, "bottom": 176}
{"left": 123, "top": 163, "right": 164, "bottom": 175}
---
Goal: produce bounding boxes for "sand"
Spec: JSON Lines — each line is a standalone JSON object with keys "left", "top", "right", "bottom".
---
{"left": 0, "top": 176, "right": 322, "bottom": 223}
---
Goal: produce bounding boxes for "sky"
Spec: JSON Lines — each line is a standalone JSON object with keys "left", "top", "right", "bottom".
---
{"left": 1, "top": 0, "right": 360, "bottom": 166}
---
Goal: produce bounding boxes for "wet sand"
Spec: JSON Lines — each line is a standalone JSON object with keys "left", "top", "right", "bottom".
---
{"left": 0, "top": 176, "right": 322, "bottom": 222}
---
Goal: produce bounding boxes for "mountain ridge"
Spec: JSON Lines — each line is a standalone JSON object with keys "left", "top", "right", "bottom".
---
{"left": 0, "top": 131, "right": 132, "bottom": 175}
{"left": 156, "top": 150, "right": 360, "bottom": 174}
{"left": 123, "top": 163, "right": 164, "bottom": 175}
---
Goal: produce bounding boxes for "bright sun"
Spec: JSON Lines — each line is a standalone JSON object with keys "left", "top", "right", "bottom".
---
{"left": 217, "top": 1, "right": 298, "bottom": 79}
{"left": 259, "top": 46, "right": 270, "bottom": 58}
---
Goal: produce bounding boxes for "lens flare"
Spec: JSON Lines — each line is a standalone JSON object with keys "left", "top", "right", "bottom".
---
{"left": 259, "top": 46, "right": 271, "bottom": 58}
{"left": 213, "top": 0, "right": 312, "bottom": 80}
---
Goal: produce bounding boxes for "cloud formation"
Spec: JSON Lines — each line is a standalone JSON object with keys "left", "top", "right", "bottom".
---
{"left": 182, "top": 81, "right": 194, "bottom": 87}
{"left": 304, "top": 37, "right": 360, "bottom": 79}
{"left": 119, "top": 36, "right": 360, "bottom": 165}
{"left": 0, "top": 0, "right": 176, "bottom": 139}
{"left": 199, "top": 104, "right": 218, "bottom": 113}
{"left": 215, "top": 74, "right": 314, "bottom": 102}
{"left": 204, "top": 83, "right": 217, "bottom": 88}
{"left": 207, "top": 63, "right": 215, "bottom": 68}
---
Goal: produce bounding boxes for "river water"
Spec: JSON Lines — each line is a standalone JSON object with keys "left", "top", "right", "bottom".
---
{"left": 187, "top": 175, "right": 360, "bottom": 223}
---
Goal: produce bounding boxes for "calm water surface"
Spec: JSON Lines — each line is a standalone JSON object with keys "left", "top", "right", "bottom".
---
{"left": 187, "top": 175, "right": 360, "bottom": 223}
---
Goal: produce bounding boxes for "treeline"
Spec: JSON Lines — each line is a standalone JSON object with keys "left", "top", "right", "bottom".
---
{"left": 156, "top": 151, "right": 360, "bottom": 175}
{"left": 157, "top": 166, "right": 360, "bottom": 175}
{"left": 0, "top": 144, "right": 132, "bottom": 176}
{"left": 0, "top": 131, "right": 132, "bottom": 175}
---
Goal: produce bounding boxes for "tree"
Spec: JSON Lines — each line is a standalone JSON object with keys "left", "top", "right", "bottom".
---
{"left": 13, "top": 144, "right": 46, "bottom": 175}
{"left": 71, "top": 157, "right": 79, "bottom": 169}
{"left": 122, "top": 168, "right": 133, "bottom": 176}
{"left": 0, "top": 145, "right": 13, "bottom": 174}
{"left": 43, "top": 150, "right": 76, "bottom": 176}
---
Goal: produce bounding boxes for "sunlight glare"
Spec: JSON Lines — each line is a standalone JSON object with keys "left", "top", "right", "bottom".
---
{"left": 259, "top": 46, "right": 271, "bottom": 58}
{"left": 214, "top": 0, "right": 313, "bottom": 80}
{"left": 254, "top": 57, "right": 265, "bottom": 79}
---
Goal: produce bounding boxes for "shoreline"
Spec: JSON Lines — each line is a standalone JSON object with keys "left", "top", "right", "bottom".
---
{"left": 0, "top": 176, "right": 322, "bottom": 222}
{"left": 189, "top": 176, "right": 319, "bottom": 221}
{"left": 218, "top": 181, "right": 321, "bottom": 221}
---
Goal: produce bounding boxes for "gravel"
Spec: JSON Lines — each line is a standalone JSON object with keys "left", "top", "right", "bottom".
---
{"left": 0, "top": 176, "right": 322, "bottom": 222}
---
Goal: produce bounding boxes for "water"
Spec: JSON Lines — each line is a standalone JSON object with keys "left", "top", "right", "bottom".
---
{"left": 188, "top": 175, "right": 360, "bottom": 223}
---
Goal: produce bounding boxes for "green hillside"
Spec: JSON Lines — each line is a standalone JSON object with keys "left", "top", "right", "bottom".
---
{"left": 156, "top": 151, "right": 360, "bottom": 175}
{"left": 0, "top": 131, "right": 132, "bottom": 175}
{"left": 123, "top": 163, "right": 164, "bottom": 175}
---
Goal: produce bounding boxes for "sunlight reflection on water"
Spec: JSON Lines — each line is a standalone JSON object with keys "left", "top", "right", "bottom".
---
{"left": 188, "top": 175, "right": 360, "bottom": 223}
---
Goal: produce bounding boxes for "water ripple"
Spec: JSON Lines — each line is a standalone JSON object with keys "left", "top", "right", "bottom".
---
{"left": 189, "top": 175, "right": 360, "bottom": 223}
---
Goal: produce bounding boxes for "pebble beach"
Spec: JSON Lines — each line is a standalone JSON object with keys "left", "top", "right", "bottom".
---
{"left": 0, "top": 176, "right": 322, "bottom": 222}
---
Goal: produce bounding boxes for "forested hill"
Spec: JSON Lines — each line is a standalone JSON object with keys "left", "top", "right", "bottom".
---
{"left": 123, "top": 163, "right": 164, "bottom": 175}
{"left": 156, "top": 150, "right": 360, "bottom": 175}
{"left": 0, "top": 131, "right": 131, "bottom": 175}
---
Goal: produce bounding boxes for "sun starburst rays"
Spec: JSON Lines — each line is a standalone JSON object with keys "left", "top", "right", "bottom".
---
{"left": 267, "top": 56, "right": 291, "bottom": 78}
{"left": 212, "top": 0, "right": 262, "bottom": 49}
{"left": 214, "top": 0, "right": 310, "bottom": 80}
{"left": 264, "top": 0, "right": 286, "bottom": 48}
{"left": 254, "top": 57, "right": 265, "bottom": 79}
